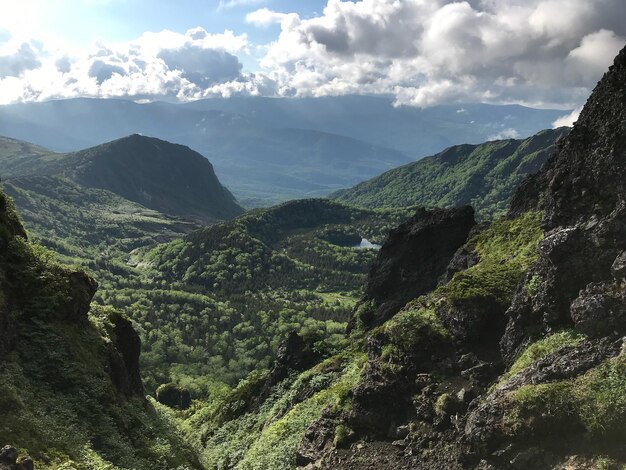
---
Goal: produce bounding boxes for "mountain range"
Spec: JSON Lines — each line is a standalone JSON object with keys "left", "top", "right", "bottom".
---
{"left": 0, "top": 96, "right": 567, "bottom": 206}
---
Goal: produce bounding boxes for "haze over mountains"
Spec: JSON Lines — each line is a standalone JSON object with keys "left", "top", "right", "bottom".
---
{"left": 0, "top": 96, "right": 567, "bottom": 206}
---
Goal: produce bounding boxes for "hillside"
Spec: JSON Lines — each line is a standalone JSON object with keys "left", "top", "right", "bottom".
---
{"left": 0, "top": 173, "right": 411, "bottom": 397}
{"left": 0, "top": 134, "right": 244, "bottom": 222}
{"left": 0, "top": 97, "right": 566, "bottom": 206}
{"left": 2, "top": 175, "right": 198, "bottom": 266}
{"left": 0, "top": 187, "right": 199, "bottom": 468}
{"left": 332, "top": 127, "right": 570, "bottom": 218}
{"left": 184, "top": 46, "right": 626, "bottom": 469}
{"left": 117, "top": 199, "right": 410, "bottom": 393}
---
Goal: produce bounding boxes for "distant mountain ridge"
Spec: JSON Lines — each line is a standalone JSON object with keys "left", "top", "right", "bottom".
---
{"left": 0, "top": 96, "right": 568, "bottom": 206}
{"left": 0, "top": 134, "right": 243, "bottom": 222}
{"left": 332, "top": 127, "right": 570, "bottom": 218}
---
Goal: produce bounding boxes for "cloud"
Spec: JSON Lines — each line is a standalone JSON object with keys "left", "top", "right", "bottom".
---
{"left": 488, "top": 128, "right": 520, "bottom": 140}
{"left": 246, "top": 8, "right": 290, "bottom": 27}
{"left": 0, "top": 27, "right": 274, "bottom": 104}
{"left": 258, "top": 0, "right": 625, "bottom": 108}
{"left": 0, "top": 0, "right": 624, "bottom": 108}
{"left": 88, "top": 59, "right": 125, "bottom": 84}
{"left": 157, "top": 47, "right": 242, "bottom": 87}
{"left": 0, "top": 42, "right": 41, "bottom": 78}
{"left": 552, "top": 106, "right": 583, "bottom": 127}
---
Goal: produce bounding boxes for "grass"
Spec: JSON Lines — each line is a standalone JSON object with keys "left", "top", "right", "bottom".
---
{"left": 497, "top": 330, "right": 586, "bottom": 387}
{"left": 380, "top": 306, "right": 450, "bottom": 362}
{"left": 179, "top": 352, "right": 366, "bottom": 470}
{"left": 441, "top": 211, "right": 543, "bottom": 307}
{"left": 506, "top": 353, "right": 626, "bottom": 441}
{"left": 237, "top": 356, "right": 364, "bottom": 470}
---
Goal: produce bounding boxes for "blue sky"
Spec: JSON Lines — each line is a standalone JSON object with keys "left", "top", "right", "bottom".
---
{"left": 3, "top": 0, "right": 326, "bottom": 56}
{"left": 0, "top": 0, "right": 624, "bottom": 116}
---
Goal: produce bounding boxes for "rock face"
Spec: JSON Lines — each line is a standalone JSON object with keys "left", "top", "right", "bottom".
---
{"left": 502, "top": 45, "right": 626, "bottom": 363}
{"left": 295, "top": 46, "right": 626, "bottom": 470}
{"left": 108, "top": 312, "right": 144, "bottom": 396}
{"left": 266, "top": 332, "right": 322, "bottom": 388}
{"left": 350, "top": 206, "right": 475, "bottom": 331}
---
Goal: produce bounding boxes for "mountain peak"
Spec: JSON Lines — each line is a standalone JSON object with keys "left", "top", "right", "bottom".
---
{"left": 511, "top": 44, "right": 626, "bottom": 227}
{"left": 67, "top": 135, "right": 243, "bottom": 222}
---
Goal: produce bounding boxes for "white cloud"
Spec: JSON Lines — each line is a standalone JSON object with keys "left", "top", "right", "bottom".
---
{"left": 0, "top": 42, "right": 42, "bottom": 78}
{"left": 0, "top": 27, "right": 276, "bottom": 103}
{"left": 0, "top": 0, "right": 624, "bottom": 107}
{"left": 552, "top": 106, "right": 583, "bottom": 127}
{"left": 488, "top": 128, "right": 520, "bottom": 140}
{"left": 257, "top": 0, "right": 625, "bottom": 108}
{"left": 245, "top": 8, "right": 290, "bottom": 27}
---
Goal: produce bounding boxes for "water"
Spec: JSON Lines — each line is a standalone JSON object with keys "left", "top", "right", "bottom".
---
{"left": 355, "top": 238, "right": 381, "bottom": 249}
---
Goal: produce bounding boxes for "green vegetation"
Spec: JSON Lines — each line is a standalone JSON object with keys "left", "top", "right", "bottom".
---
{"left": 440, "top": 211, "right": 543, "bottom": 307}
{"left": 127, "top": 199, "right": 408, "bottom": 393}
{"left": 0, "top": 189, "right": 198, "bottom": 469}
{"left": 506, "top": 353, "right": 626, "bottom": 440}
{"left": 498, "top": 330, "right": 586, "bottom": 386}
{"left": 177, "top": 352, "right": 365, "bottom": 470}
{"left": 0, "top": 134, "right": 243, "bottom": 222}
{"left": 332, "top": 128, "right": 569, "bottom": 219}
{"left": 2, "top": 176, "right": 409, "bottom": 397}
{"left": 380, "top": 306, "right": 450, "bottom": 362}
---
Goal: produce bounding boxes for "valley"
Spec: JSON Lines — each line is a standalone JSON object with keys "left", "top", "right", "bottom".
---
{"left": 0, "top": 26, "right": 623, "bottom": 470}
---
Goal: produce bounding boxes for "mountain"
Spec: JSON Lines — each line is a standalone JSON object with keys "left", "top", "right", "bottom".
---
{"left": 0, "top": 96, "right": 567, "bottom": 206}
{"left": 0, "top": 134, "right": 244, "bottom": 222}
{"left": 184, "top": 46, "right": 626, "bottom": 469}
{"left": 332, "top": 127, "right": 570, "bottom": 218}
{"left": 0, "top": 186, "right": 199, "bottom": 468}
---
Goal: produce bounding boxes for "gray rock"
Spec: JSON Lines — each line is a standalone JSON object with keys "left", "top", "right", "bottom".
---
{"left": 611, "top": 251, "right": 626, "bottom": 280}
{"left": 0, "top": 446, "right": 17, "bottom": 464}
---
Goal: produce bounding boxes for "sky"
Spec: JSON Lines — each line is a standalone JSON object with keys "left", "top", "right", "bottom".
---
{"left": 0, "top": 0, "right": 625, "bottom": 123}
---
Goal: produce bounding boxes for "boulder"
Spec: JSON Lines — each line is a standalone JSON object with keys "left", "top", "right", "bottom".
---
{"left": 155, "top": 383, "right": 191, "bottom": 410}
{"left": 350, "top": 206, "right": 475, "bottom": 331}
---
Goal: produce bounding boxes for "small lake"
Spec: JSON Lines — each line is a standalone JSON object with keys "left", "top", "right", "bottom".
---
{"left": 355, "top": 238, "right": 381, "bottom": 249}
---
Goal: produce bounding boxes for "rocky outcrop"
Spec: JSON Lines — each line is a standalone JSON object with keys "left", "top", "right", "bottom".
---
{"left": 266, "top": 332, "right": 322, "bottom": 388}
{"left": 108, "top": 312, "right": 144, "bottom": 396}
{"left": 296, "top": 46, "right": 626, "bottom": 470}
{"left": 0, "top": 446, "right": 33, "bottom": 470}
{"left": 502, "top": 45, "right": 626, "bottom": 364}
{"left": 466, "top": 338, "right": 623, "bottom": 463}
{"left": 64, "top": 271, "right": 98, "bottom": 321}
{"left": 350, "top": 206, "right": 475, "bottom": 331}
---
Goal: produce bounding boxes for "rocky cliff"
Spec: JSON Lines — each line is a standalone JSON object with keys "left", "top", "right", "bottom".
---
{"left": 293, "top": 45, "right": 626, "bottom": 469}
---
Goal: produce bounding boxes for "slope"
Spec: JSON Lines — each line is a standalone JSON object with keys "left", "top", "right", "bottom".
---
{"left": 187, "top": 46, "right": 626, "bottom": 469}
{"left": 0, "top": 134, "right": 244, "bottom": 222}
{"left": 0, "top": 188, "right": 199, "bottom": 469}
{"left": 332, "top": 127, "right": 570, "bottom": 218}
